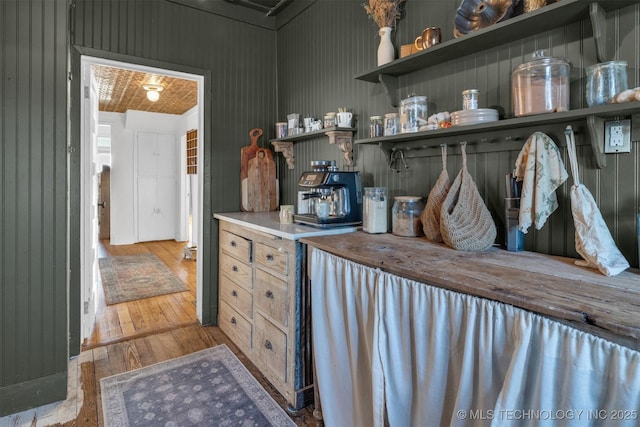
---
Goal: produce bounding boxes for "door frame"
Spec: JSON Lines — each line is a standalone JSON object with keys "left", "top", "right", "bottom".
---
{"left": 72, "top": 47, "right": 211, "bottom": 355}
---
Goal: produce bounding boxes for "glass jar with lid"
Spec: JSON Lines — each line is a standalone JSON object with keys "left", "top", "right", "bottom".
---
{"left": 399, "top": 95, "right": 428, "bottom": 133}
{"left": 363, "top": 187, "right": 388, "bottom": 234}
{"left": 392, "top": 196, "right": 425, "bottom": 237}
{"left": 369, "top": 116, "right": 384, "bottom": 138}
{"left": 384, "top": 112, "right": 399, "bottom": 136}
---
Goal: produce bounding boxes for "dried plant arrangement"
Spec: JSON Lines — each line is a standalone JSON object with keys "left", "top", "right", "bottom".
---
{"left": 363, "top": 0, "right": 407, "bottom": 29}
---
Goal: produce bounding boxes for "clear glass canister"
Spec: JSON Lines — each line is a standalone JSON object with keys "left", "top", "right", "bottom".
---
{"left": 392, "top": 196, "right": 425, "bottom": 237}
{"left": 585, "top": 60, "right": 628, "bottom": 107}
{"left": 363, "top": 187, "right": 388, "bottom": 234}
{"left": 462, "top": 89, "right": 479, "bottom": 110}
{"left": 384, "top": 112, "right": 400, "bottom": 136}
{"left": 400, "top": 95, "right": 428, "bottom": 133}
{"left": 512, "top": 50, "right": 570, "bottom": 117}
{"left": 369, "top": 116, "right": 384, "bottom": 138}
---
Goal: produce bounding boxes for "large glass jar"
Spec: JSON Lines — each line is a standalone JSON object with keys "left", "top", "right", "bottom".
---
{"left": 400, "top": 95, "right": 428, "bottom": 133}
{"left": 392, "top": 196, "right": 425, "bottom": 237}
{"left": 363, "top": 187, "right": 388, "bottom": 234}
{"left": 511, "top": 50, "right": 570, "bottom": 116}
{"left": 585, "top": 60, "right": 628, "bottom": 107}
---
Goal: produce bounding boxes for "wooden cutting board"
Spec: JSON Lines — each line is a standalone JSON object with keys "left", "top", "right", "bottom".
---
{"left": 244, "top": 149, "right": 277, "bottom": 212}
{"left": 240, "top": 128, "right": 278, "bottom": 212}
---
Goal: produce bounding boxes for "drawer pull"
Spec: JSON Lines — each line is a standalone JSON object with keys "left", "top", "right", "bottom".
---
{"left": 230, "top": 316, "right": 237, "bottom": 324}
{"left": 266, "top": 254, "right": 274, "bottom": 261}
{"left": 232, "top": 265, "right": 238, "bottom": 272}
{"left": 230, "top": 240, "right": 237, "bottom": 247}
{"left": 264, "top": 340, "right": 273, "bottom": 350}
{"left": 231, "top": 290, "right": 238, "bottom": 297}
{"left": 265, "top": 290, "right": 274, "bottom": 299}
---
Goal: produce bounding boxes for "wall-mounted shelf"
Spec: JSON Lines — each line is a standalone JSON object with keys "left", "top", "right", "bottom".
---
{"left": 355, "top": 0, "right": 637, "bottom": 107}
{"left": 355, "top": 102, "right": 640, "bottom": 169}
{"left": 270, "top": 127, "right": 357, "bottom": 169}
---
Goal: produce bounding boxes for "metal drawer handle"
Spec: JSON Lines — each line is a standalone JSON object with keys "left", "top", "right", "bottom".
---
{"left": 230, "top": 316, "right": 237, "bottom": 324}
{"left": 264, "top": 340, "right": 273, "bottom": 350}
{"left": 231, "top": 290, "right": 238, "bottom": 297}
{"left": 266, "top": 254, "right": 274, "bottom": 261}
{"left": 230, "top": 240, "right": 237, "bottom": 247}
{"left": 265, "top": 290, "right": 274, "bottom": 299}
{"left": 232, "top": 265, "right": 238, "bottom": 272}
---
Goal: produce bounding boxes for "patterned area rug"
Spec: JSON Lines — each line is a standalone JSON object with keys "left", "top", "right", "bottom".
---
{"left": 99, "top": 253, "right": 188, "bottom": 305}
{"left": 100, "top": 345, "right": 296, "bottom": 427}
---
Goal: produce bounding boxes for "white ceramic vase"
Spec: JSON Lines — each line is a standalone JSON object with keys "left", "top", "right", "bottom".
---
{"left": 377, "top": 26, "right": 394, "bottom": 66}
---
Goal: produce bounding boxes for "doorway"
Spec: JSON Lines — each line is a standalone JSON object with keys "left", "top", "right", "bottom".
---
{"left": 80, "top": 56, "right": 205, "bottom": 344}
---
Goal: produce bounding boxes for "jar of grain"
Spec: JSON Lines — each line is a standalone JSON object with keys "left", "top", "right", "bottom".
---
{"left": 392, "top": 196, "right": 425, "bottom": 237}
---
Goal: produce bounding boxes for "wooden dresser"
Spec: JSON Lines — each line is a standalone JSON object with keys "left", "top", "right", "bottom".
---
{"left": 214, "top": 212, "right": 356, "bottom": 410}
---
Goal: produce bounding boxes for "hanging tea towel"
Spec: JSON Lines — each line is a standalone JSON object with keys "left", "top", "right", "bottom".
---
{"left": 564, "top": 126, "right": 629, "bottom": 276}
{"left": 513, "top": 132, "right": 568, "bottom": 234}
{"left": 421, "top": 144, "right": 451, "bottom": 242}
{"left": 440, "top": 142, "right": 497, "bottom": 251}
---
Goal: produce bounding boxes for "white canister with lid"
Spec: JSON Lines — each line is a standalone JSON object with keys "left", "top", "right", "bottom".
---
{"left": 512, "top": 50, "right": 570, "bottom": 117}
{"left": 363, "top": 187, "right": 388, "bottom": 233}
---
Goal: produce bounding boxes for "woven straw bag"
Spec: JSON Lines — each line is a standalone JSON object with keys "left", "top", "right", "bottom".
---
{"left": 440, "top": 143, "right": 497, "bottom": 251}
{"left": 421, "top": 145, "right": 451, "bottom": 242}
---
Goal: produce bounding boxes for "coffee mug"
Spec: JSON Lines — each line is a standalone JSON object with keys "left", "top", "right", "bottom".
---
{"left": 415, "top": 27, "right": 441, "bottom": 50}
{"left": 336, "top": 112, "right": 353, "bottom": 128}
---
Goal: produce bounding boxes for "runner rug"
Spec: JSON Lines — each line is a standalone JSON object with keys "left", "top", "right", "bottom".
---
{"left": 99, "top": 253, "right": 188, "bottom": 305}
{"left": 100, "top": 345, "right": 296, "bottom": 427}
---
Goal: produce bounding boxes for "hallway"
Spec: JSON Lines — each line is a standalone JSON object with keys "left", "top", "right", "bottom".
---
{"left": 83, "top": 240, "right": 198, "bottom": 349}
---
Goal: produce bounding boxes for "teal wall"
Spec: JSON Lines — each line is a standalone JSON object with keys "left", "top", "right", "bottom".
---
{"left": 0, "top": 0, "right": 638, "bottom": 417}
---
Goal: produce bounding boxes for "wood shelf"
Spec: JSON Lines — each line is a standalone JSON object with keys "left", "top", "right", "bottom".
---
{"left": 270, "top": 127, "right": 357, "bottom": 169}
{"left": 355, "top": 102, "right": 640, "bottom": 168}
{"left": 355, "top": 0, "right": 637, "bottom": 107}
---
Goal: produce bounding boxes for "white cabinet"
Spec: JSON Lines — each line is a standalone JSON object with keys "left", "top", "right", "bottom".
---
{"left": 136, "top": 132, "right": 177, "bottom": 242}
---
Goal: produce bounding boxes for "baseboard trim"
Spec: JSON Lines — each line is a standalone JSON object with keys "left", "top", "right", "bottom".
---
{"left": 0, "top": 371, "right": 67, "bottom": 417}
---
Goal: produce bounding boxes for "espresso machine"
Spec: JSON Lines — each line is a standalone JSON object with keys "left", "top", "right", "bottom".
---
{"left": 294, "top": 161, "right": 363, "bottom": 227}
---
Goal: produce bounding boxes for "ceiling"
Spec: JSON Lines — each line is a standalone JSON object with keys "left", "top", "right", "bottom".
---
{"left": 92, "top": 64, "right": 198, "bottom": 115}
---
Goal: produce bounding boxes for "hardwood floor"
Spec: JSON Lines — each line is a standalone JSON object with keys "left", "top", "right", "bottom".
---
{"left": 0, "top": 241, "right": 318, "bottom": 426}
{"left": 84, "top": 240, "right": 199, "bottom": 349}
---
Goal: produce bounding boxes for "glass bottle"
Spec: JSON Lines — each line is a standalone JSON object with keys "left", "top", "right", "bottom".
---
{"left": 392, "top": 196, "right": 425, "bottom": 237}
{"left": 363, "top": 187, "right": 388, "bottom": 233}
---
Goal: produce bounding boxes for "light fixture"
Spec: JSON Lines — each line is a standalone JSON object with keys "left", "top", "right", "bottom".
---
{"left": 143, "top": 84, "right": 164, "bottom": 102}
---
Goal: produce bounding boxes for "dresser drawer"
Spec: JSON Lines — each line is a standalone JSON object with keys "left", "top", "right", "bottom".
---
{"left": 220, "top": 230, "right": 252, "bottom": 263}
{"left": 255, "top": 268, "right": 288, "bottom": 327}
{"left": 219, "top": 275, "right": 253, "bottom": 320}
{"left": 255, "top": 242, "right": 289, "bottom": 276}
{"left": 254, "top": 313, "right": 287, "bottom": 384}
{"left": 220, "top": 252, "right": 252, "bottom": 289}
{"left": 219, "top": 300, "right": 252, "bottom": 353}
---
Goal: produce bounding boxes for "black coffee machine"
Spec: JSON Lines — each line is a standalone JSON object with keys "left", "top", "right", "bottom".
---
{"left": 293, "top": 164, "right": 362, "bottom": 228}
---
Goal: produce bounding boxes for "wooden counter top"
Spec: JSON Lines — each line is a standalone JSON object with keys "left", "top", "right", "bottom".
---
{"left": 301, "top": 231, "right": 640, "bottom": 350}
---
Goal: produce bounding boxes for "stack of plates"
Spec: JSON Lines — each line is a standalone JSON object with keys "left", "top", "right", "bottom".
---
{"left": 451, "top": 109, "right": 499, "bottom": 126}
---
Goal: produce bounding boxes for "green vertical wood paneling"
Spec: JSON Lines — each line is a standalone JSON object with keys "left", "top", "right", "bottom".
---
{"left": 276, "top": 0, "right": 639, "bottom": 267}
{"left": 71, "top": 0, "right": 278, "bottom": 336}
{"left": 0, "top": 0, "right": 68, "bottom": 416}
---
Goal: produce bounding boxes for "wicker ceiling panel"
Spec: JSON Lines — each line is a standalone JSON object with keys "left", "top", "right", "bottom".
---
{"left": 91, "top": 64, "right": 198, "bottom": 115}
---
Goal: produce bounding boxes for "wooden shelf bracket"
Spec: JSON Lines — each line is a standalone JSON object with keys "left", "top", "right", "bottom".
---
{"left": 326, "top": 130, "right": 354, "bottom": 166}
{"left": 586, "top": 115, "right": 606, "bottom": 169}
{"left": 271, "top": 141, "right": 295, "bottom": 169}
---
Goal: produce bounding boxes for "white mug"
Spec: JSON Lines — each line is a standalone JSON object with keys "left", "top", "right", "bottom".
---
{"left": 336, "top": 112, "right": 353, "bottom": 128}
{"left": 315, "top": 200, "right": 331, "bottom": 218}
